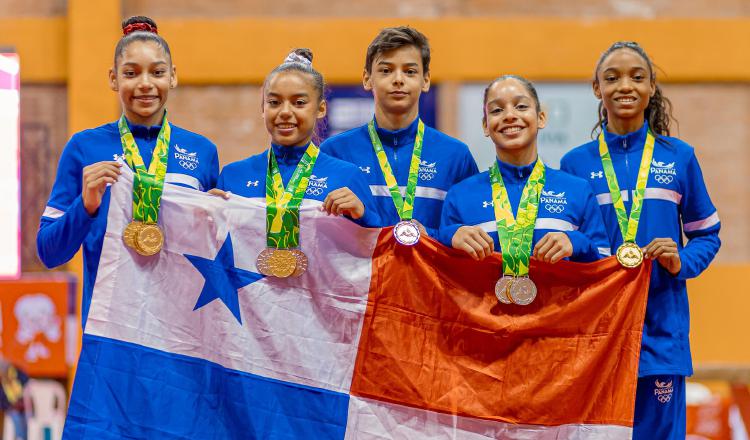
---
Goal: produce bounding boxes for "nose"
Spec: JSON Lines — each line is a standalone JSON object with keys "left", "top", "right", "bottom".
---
{"left": 617, "top": 77, "right": 634, "bottom": 92}
{"left": 278, "top": 101, "right": 293, "bottom": 118}
{"left": 392, "top": 69, "right": 405, "bottom": 85}
{"left": 502, "top": 109, "right": 518, "bottom": 123}
{"left": 137, "top": 73, "right": 153, "bottom": 90}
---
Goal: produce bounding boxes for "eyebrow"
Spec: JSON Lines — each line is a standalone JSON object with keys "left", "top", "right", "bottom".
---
{"left": 266, "top": 92, "right": 310, "bottom": 97}
{"left": 376, "top": 61, "right": 419, "bottom": 67}
{"left": 120, "top": 61, "right": 169, "bottom": 67}
{"left": 487, "top": 95, "right": 531, "bottom": 105}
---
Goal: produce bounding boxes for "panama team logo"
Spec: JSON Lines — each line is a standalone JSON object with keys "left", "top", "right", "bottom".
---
{"left": 306, "top": 175, "right": 328, "bottom": 196}
{"left": 541, "top": 189, "right": 567, "bottom": 214}
{"left": 651, "top": 159, "right": 677, "bottom": 185}
{"left": 654, "top": 379, "right": 674, "bottom": 403}
{"left": 174, "top": 145, "right": 200, "bottom": 171}
{"left": 418, "top": 160, "right": 438, "bottom": 181}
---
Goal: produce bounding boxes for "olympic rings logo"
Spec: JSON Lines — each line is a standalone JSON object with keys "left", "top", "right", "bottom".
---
{"left": 545, "top": 204, "right": 564, "bottom": 214}
{"left": 306, "top": 187, "right": 324, "bottom": 196}
{"left": 657, "top": 394, "right": 672, "bottom": 403}
{"left": 419, "top": 172, "right": 435, "bottom": 180}
{"left": 179, "top": 160, "right": 198, "bottom": 170}
{"left": 654, "top": 175, "right": 673, "bottom": 184}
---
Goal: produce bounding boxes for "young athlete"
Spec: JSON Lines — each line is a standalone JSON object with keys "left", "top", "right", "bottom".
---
{"left": 213, "top": 49, "right": 379, "bottom": 230}
{"left": 37, "top": 16, "right": 220, "bottom": 324}
{"left": 560, "top": 42, "right": 721, "bottom": 439}
{"left": 320, "top": 26, "right": 478, "bottom": 239}
{"left": 439, "top": 75, "right": 609, "bottom": 285}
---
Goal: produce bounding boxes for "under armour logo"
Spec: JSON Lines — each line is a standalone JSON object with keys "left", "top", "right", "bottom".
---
{"left": 246, "top": 180, "right": 259, "bottom": 187}
{"left": 113, "top": 154, "right": 125, "bottom": 162}
{"left": 359, "top": 166, "right": 371, "bottom": 174}
{"left": 590, "top": 171, "right": 604, "bottom": 179}
{"left": 483, "top": 201, "right": 494, "bottom": 208}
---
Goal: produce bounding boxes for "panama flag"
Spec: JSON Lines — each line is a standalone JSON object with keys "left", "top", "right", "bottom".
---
{"left": 63, "top": 166, "right": 651, "bottom": 439}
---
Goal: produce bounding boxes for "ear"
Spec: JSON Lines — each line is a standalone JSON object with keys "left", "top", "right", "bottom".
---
{"left": 421, "top": 71, "right": 431, "bottom": 93}
{"left": 649, "top": 79, "right": 656, "bottom": 97}
{"left": 317, "top": 99, "right": 328, "bottom": 119}
{"left": 362, "top": 68, "right": 373, "bottom": 92}
{"left": 109, "top": 68, "right": 118, "bottom": 92}
{"left": 537, "top": 108, "right": 548, "bottom": 130}
{"left": 170, "top": 65, "right": 178, "bottom": 89}
{"left": 482, "top": 116, "right": 489, "bottom": 138}
{"left": 592, "top": 80, "right": 602, "bottom": 100}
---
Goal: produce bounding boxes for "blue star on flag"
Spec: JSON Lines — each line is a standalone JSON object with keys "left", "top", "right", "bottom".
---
{"left": 184, "top": 234, "right": 264, "bottom": 324}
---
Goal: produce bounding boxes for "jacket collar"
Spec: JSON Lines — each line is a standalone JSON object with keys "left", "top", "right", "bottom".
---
{"left": 372, "top": 116, "right": 420, "bottom": 148}
{"left": 601, "top": 121, "right": 649, "bottom": 154}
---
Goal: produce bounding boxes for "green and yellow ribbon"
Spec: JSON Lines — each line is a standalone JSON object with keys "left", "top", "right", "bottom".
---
{"left": 598, "top": 130, "right": 655, "bottom": 244}
{"left": 266, "top": 144, "right": 319, "bottom": 248}
{"left": 490, "top": 159, "right": 546, "bottom": 277}
{"left": 367, "top": 119, "right": 424, "bottom": 221}
{"left": 118, "top": 113, "right": 171, "bottom": 224}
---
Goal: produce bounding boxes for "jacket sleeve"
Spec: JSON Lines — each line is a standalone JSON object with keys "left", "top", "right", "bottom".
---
{"left": 205, "top": 143, "right": 220, "bottom": 191}
{"left": 564, "top": 185, "right": 611, "bottom": 262}
{"left": 437, "top": 188, "right": 465, "bottom": 248}
{"left": 455, "top": 146, "right": 480, "bottom": 184}
{"left": 675, "top": 151, "right": 721, "bottom": 280}
{"left": 345, "top": 168, "right": 381, "bottom": 228}
{"left": 36, "top": 136, "right": 98, "bottom": 268}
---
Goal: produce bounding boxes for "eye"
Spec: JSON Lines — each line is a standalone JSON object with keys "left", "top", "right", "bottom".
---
{"left": 379, "top": 67, "right": 390, "bottom": 74}
{"left": 406, "top": 68, "right": 418, "bottom": 75}
{"left": 516, "top": 104, "right": 529, "bottom": 111}
{"left": 295, "top": 99, "right": 308, "bottom": 106}
{"left": 153, "top": 69, "right": 166, "bottom": 77}
{"left": 266, "top": 99, "right": 279, "bottom": 106}
{"left": 632, "top": 73, "right": 645, "bottom": 81}
{"left": 605, "top": 74, "right": 617, "bottom": 82}
{"left": 123, "top": 70, "right": 136, "bottom": 78}
{"left": 489, "top": 107, "right": 502, "bottom": 115}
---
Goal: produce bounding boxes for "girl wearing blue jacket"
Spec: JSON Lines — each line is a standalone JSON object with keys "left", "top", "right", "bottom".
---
{"left": 560, "top": 42, "right": 721, "bottom": 440}
{"left": 439, "top": 75, "right": 610, "bottom": 305}
{"left": 37, "top": 16, "right": 220, "bottom": 325}
{"left": 211, "top": 49, "right": 379, "bottom": 228}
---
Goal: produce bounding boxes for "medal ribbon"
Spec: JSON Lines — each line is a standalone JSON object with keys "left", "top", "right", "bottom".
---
{"left": 266, "top": 144, "right": 320, "bottom": 248}
{"left": 367, "top": 119, "right": 424, "bottom": 221}
{"left": 118, "top": 113, "right": 171, "bottom": 224}
{"left": 490, "top": 159, "right": 546, "bottom": 277}
{"left": 598, "top": 130, "right": 655, "bottom": 243}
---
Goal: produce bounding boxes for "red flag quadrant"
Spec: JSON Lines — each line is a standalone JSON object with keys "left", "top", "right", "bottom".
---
{"left": 351, "top": 231, "right": 651, "bottom": 430}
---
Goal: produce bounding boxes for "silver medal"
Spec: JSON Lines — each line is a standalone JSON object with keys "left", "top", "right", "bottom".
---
{"left": 393, "top": 220, "right": 421, "bottom": 246}
{"left": 509, "top": 277, "right": 537, "bottom": 306}
{"left": 494, "top": 276, "right": 514, "bottom": 304}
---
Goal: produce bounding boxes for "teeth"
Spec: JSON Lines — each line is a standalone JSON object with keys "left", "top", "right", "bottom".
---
{"left": 277, "top": 124, "right": 296, "bottom": 129}
{"left": 616, "top": 97, "right": 635, "bottom": 102}
{"left": 502, "top": 127, "right": 522, "bottom": 134}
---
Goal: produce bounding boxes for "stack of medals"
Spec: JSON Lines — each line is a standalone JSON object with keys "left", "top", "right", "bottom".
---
{"left": 367, "top": 119, "right": 425, "bottom": 245}
{"left": 491, "top": 159, "right": 546, "bottom": 306}
{"left": 120, "top": 114, "right": 170, "bottom": 257}
{"left": 598, "top": 130, "right": 655, "bottom": 268}
{"left": 255, "top": 144, "right": 319, "bottom": 278}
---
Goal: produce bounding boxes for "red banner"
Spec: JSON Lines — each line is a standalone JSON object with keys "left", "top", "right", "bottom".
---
{"left": 0, "top": 275, "right": 73, "bottom": 377}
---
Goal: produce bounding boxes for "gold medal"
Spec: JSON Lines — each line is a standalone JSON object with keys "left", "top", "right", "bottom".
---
{"left": 616, "top": 242, "right": 643, "bottom": 268}
{"left": 134, "top": 223, "right": 163, "bottom": 256}
{"left": 123, "top": 221, "right": 142, "bottom": 250}
{"left": 290, "top": 249, "right": 308, "bottom": 277}
{"left": 267, "top": 249, "right": 297, "bottom": 278}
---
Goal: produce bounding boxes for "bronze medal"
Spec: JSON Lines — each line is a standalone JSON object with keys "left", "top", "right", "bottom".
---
{"left": 256, "top": 248, "right": 275, "bottom": 276}
{"left": 290, "top": 249, "right": 308, "bottom": 277}
{"left": 616, "top": 242, "right": 643, "bottom": 268}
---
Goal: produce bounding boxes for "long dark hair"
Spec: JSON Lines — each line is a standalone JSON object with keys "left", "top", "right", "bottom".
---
{"left": 592, "top": 41, "right": 676, "bottom": 138}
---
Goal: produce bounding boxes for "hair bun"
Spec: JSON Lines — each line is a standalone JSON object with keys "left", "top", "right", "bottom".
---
{"left": 283, "top": 48, "right": 313, "bottom": 67}
{"left": 122, "top": 16, "right": 158, "bottom": 36}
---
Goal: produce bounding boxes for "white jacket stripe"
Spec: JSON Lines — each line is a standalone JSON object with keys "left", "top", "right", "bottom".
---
{"left": 166, "top": 173, "right": 203, "bottom": 191}
{"left": 42, "top": 205, "right": 65, "bottom": 219}
{"left": 596, "top": 188, "right": 682, "bottom": 206}
{"left": 369, "top": 185, "right": 447, "bottom": 201}
{"left": 683, "top": 211, "right": 720, "bottom": 232}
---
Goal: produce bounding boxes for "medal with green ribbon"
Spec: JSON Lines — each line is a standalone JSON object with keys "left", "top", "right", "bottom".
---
{"left": 598, "top": 130, "right": 655, "bottom": 268}
{"left": 367, "top": 119, "right": 424, "bottom": 245}
{"left": 256, "top": 143, "right": 319, "bottom": 278}
{"left": 119, "top": 113, "right": 170, "bottom": 257}
{"left": 490, "top": 159, "right": 545, "bottom": 306}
